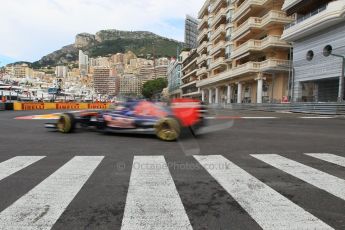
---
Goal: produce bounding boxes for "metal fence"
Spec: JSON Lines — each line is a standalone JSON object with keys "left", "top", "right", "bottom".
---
{"left": 217, "top": 103, "right": 345, "bottom": 115}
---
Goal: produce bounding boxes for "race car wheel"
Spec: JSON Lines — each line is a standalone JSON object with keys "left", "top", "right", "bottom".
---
{"left": 57, "top": 113, "right": 76, "bottom": 133}
{"left": 154, "top": 117, "right": 181, "bottom": 141}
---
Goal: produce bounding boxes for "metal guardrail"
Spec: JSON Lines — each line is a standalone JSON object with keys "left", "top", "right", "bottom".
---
{"left": 213, "top": 103, "right": 345, "bottom": 115}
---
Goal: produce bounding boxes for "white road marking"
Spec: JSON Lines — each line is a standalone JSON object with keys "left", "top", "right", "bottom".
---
{"left": 306, "top": 153, "right": 345, "bottom": 168}
{"left": 252, "top": 154, "right": 345, "bottom": 201}
{"left": 194, "top": 155, "right": 332, "bottom": 230}
{"left": 0, "top": 156, "right": 104, "bottom": 230}
{"left": 0, "top": 156, "right": 45, "bottom": 181}
{"left": 205, "top": 116, "right": 278, "bottom": 120}
{"left": 121, "top": 156, "right": 192, "bottom": 230}
{"left": 242, "top": 117, "right": 278, "bottom": 119}
{"left": 300, "top": 117, "right": 334, "bottom": 119}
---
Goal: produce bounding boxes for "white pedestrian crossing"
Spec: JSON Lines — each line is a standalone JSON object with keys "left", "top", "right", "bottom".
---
{"left": 0, "top": 156, "right": 45, "bottom": 181}
{"left": 121, "top": 156, "right": 192, "bottom": 230}
{"left": 252, "top": 154, "right": 345, "bottom": 201}
{"left": 1, "top": 153, "right": 345, "bottom": 229}
{"left": 0, "top": 156, "right": 104, "bottom": 230}
{"left": 194, "top": 155, "right": 332, "bottom": 230}
{"left": 306, "top": 153, "right": 345, "bottom": 168}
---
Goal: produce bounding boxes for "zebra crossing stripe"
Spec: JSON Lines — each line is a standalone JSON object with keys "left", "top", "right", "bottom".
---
{"left": 306, "top": 153, "right": 345, "bottom": 168}
{"left": 0, "top": 156, "right": 104, "bottom": 230}
{"left": 194, "top": 155, "right": 332, "bottom": 230}
{"left": 121, "top": 156, "right": 192, "bottom": 230}
{"left": 252, "top": 154, "right": 345, "bottom": 201}
{"left": 0, "top": 156, "right": 45, "bottom": 181}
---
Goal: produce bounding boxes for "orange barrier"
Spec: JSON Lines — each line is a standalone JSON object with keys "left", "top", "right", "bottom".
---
{"left": 13, "top": 102, "right": 111, "bottom": 111}
{"left": 88, "top": 103, "right": 109, "bottom": 109}
{"left": 56, "top": 103, "right": 80, "bottom": 110}
{"left": 22, "top": 103, "right": 45, "bottom": 110}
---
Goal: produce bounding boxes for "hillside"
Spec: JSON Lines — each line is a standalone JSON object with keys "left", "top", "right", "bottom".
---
{"left": 32, "top": 30, "right": 184, "bottom": 68}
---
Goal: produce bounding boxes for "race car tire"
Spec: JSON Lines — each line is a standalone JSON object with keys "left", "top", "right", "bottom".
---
{"left": 57, "top": 113, "right": 76, "bottom": 133}
{"left": 154, "top": 117, "right": 181, "bottom": 141}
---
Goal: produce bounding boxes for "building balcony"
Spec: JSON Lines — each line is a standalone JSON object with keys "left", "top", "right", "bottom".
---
{"left": 282, "top": 0, "right": 303, "bottom": 11}
{"left": 197, "top": 54, "right": 207, "bottom": 65}
{"left": 209, "top": 57, "right": 226, "bottom": 70}
{"left": 232, "top": 10, "right": 294, "bottom": 40}
{"left": 259, "top": 59, "right": 291, "bottom": 71}
{"left": 182, "top": 58, "right": 197, "bottom": 72}
{"left": 197, "top": 41, "right": 208, "bottom": 54}
{"left": 211, "top": 7, "right": 227, "bottom": 27}
{"left": 197, "top": 28, "right": 208, "bottom": 43}
{"left": 181, "top": 80, "right": 198, "bottom": 89}
{"left": 181, "top": 69, "right": 198, "bottom": 80}
{"left": 232, "top": 0, "right": 271, "bottom": 22}
{"left": 210, "top": 24, "right": 226, "bottom": 41}
{"left": 198, "top": 15, "right": 209, "bottom": 30}
{"left": 198, "top": 0, "right": 210, "bottom": 18}
{"left": 231, "top": 35, "right": 291, "bottom": 59}
{"left": 210, "top": 41, "right": 225, "bottom": 55}
{"left": 282, "top": 1, "right": 345, "bottom": 41}
{"left": 196, "top": 58, "right": 290, "bottom": 87}
{"left": 197, "top": 67, "right": 208, "bottom": 77}
{"left": 211, "top": 0, "right": 226, "bottom": 13}
{"left": 182, "top": 90, "right": 201, "bottom": 97}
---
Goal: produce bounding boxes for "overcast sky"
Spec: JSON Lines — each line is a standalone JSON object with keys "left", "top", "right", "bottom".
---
{"left": 0, "top": 0, "right": 202, "bottom": 65}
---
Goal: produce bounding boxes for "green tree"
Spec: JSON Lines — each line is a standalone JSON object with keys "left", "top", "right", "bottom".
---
{"left": 142, "top": 78, "right": 168, "bottom": 99}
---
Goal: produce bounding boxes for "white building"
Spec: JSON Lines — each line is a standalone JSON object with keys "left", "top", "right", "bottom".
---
{"left": 55, "top": 66, "right": 68, "bottom": 78}
{"left": 79, "top": 50, "right": 89, "bottom": 76}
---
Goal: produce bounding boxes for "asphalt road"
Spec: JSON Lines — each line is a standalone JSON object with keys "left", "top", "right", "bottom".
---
{"left": 0, "top": 109, "right": 344, "bottom": 230}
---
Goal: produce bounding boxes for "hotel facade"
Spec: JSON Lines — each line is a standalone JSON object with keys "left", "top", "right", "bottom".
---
{"left": 196, "top": 0, "right": 294, "bottom": 104}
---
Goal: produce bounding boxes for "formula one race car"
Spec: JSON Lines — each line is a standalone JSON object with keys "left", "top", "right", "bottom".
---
{"left": 45, "top": 99, "right": 206, "bottom": 141}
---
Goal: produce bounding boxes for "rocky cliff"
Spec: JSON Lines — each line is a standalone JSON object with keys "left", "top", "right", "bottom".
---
{"left": 32, "top": 30, "right": 183, "bottom": 68}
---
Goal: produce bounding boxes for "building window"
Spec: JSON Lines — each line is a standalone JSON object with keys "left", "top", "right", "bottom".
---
{"left": 323, "top": 45, "right": 333, "bottom": 57}
{"left": 226, "top": 28, "right": 232, "bottom": 41}
{"left": 306, "top": 50, "right": 314, "bottom": 61}
{"left": 225, "top": 45, "right": 232, "bottom": 59}
{"left": 226, "top": 10, "right": 232, "bottom": 23}
{"left": 208, "top": 18, "right": 212, "bottom": 27}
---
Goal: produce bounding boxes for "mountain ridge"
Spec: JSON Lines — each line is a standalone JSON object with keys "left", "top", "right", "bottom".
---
{"left": 29, "top": 29, "right": 184, "bottom": 68}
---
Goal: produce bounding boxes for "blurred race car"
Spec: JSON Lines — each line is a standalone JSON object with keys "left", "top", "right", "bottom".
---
{"left": 45, "top": 99, "right": 206, "bottom": 141}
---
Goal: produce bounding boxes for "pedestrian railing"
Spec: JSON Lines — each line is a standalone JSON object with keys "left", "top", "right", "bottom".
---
{"left": 214, "top": 103, "right": 345, "bottom": 115}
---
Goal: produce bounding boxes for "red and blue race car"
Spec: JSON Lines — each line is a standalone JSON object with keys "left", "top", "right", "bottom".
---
{"left": 46, "top": 98, "right": 206, "bottom": 141}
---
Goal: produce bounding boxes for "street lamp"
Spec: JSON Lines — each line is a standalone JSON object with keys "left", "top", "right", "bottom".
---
{"left": 323, "top": 45, "right": 344, "bottom": 102}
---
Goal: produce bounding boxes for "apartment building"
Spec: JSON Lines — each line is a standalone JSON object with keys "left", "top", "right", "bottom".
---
{"left": 196, "top": 0, "right": 293, "bottom": 104}
{"left": 119, "top": 74, "right": 142, "bottom": 97}
{"left": 282, "top": 0, "right": 345, "bottom": 102}
{"left": 93, "top": 67, "right": 117, "bottom": 96}
{"left": 185, "top": 15, "right": 199, "bottom": 49}
{"left": 55, "top": 66, "right": 68, "bottom": 78}
{"left": 138, "top": 58, "right": 169, "bottom": 84}
{"left": 78, "top": 50, "right": 89, "bottom": 77}
{"left": 167, "top": 52, "right": 190, "bottom": 98}
{"left": 181, "top": 49, "right": 200, "bottom": 98}
{"left": 89, "top": 57, "right": 110, "bottom": 67}
{"left": 167, "top": 58, "right": 182, "bottom": 98}
{"left": 6, "top": 64, "right": 33, "bottom": 78}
